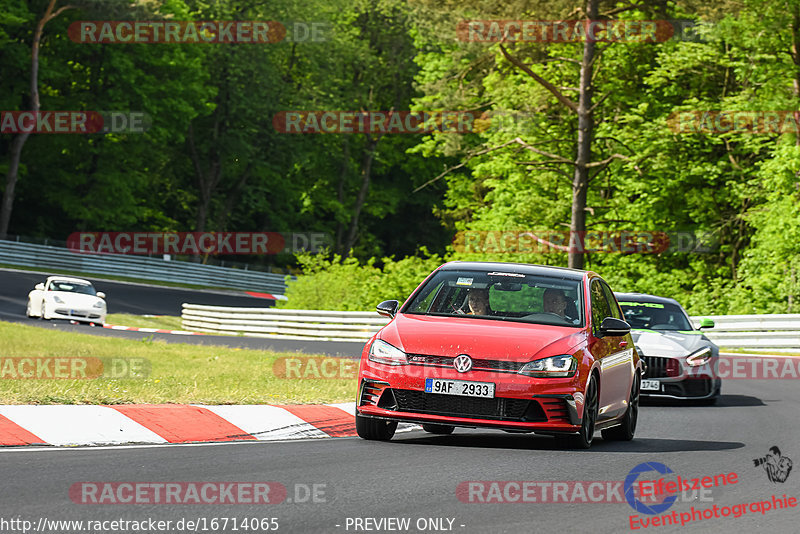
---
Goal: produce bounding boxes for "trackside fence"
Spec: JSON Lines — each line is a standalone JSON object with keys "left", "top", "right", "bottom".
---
{"left": 0, "top": 240, "right": 288, "bottom": 295}
{"left": 181, "top": 304, "right": 390, "bottom": 342}
{"left": 181, "top": 306, "right": 800, "bottom": 348}
{"left": 690, "top": 314, "right": 800, "bottom": 349}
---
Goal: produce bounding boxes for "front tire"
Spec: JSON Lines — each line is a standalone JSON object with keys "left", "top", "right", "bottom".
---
{"left": 26, "top": 300, "right": 34, "bottom": 318}
{"left": 40, "top": 302, "right": 47, "bottom": 320}
{"left": 602, "top": 373, "right": 640, "bottom": 441}
{"left": 556, "top": 375, "right": 598, "bottom": 449}
{"left": 422, "top": 423, "right": 455, "bottom": 435}
{"left": 356, "top": 414, "right": 397, "bottom": 441}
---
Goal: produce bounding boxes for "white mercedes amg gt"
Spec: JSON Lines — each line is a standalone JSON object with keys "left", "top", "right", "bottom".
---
{"left": 26, "top": 276, "right": 107, "bottom": 326}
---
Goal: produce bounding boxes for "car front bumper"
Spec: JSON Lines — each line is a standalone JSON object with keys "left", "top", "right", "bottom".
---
{"left": 51, "top": 307, "right": 105, "bottom": 323}
{"left": 640, "top": 354, "right": 721, "bottom": 399}
{"left": 356, "top": 360, "right": 586, "bottom": 433}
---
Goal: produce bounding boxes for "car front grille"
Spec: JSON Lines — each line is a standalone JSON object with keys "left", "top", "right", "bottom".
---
{"left": 663, "top": 379, "right": 714, "bottom": 398}
{"left": 388, "top": 389, "right": 545, "bottom": 422}
{"left": 643, "top": 356, "right": 680, "bottom": 378}
{"left": 55, "top": 308, "right": 88, "bottom": 318}
{"left": 406, "top": 354, "right": 524, "bottom": 373}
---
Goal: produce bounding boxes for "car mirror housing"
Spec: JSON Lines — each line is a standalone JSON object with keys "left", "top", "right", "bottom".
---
{"left": 376, "top": 300, "right": 399, "bottom": 318}
{"left": 96, "top": 291, "right": 106, "bottom": 299}
{"left": 699, "top": 317, "right": 715, "bottom": 329}
{"left": 598, "top": 317, "right": 631, "bottom": 337}
{"left": 35, "top": 283, "right": 45, "bottom": 291}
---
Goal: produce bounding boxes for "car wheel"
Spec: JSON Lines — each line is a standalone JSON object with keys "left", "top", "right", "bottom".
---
{"left": 355, "top": 414, "right": 397, "bottom": 441}
{"left": 556, "top": 375, "right": 598, "bottom": 449}
{"left": 602, "top": 373, "right": 640, "bottom": 441}
{"left": 26, "top": 300, "right": 34, "bottom": 318}
{"left": 422, "top": 423, "right": 455, "bottom": 435}
{"left": 40, "top": 302, "right": 47, "bottom": 320}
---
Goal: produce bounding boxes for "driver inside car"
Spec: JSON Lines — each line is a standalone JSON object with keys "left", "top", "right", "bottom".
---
{"left": 543, "top": 288, "right": 569, "bottom": 318}
{"left": 467, "top": 288, "right": 492, "bottom": 315}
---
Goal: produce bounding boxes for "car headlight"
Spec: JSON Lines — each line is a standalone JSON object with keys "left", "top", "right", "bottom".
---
{"left": 53, "top": 296, "right": 64, "bottom": 304}
{"left": 518, "top": 355, "right": 577, "bottom": 378}
{"left": 93, "top": 301, "right": 105, "bottom": 309}
{"left": 686, "top": 347, "right": 713, "bottom": 367}
{"left": 368, "top": 340, "right": 408, "bottom": 366}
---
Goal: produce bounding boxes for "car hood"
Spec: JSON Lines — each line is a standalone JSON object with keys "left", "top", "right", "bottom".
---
{"left": 46, "top": 292, "right": 103, "bottom": 306}
{"left": 631, "top": 329, "right": 715, "bottom": 356}
{"left": 379, "top": 313, "right": 586, "bottom": 362}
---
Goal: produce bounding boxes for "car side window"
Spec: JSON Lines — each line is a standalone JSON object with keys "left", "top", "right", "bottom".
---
{"left": 590, "top": 280, "right": 612, "bottom": 332}
{"left": 600, "top": 282, "right": 623, "bottom": 319}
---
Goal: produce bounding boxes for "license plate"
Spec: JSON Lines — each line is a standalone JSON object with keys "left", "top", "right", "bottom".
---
{"left": 641, "top": 379, "right": 661, "bottom": 391}
{"left": 425, "top": 378, "right": 495, "bottom": 398}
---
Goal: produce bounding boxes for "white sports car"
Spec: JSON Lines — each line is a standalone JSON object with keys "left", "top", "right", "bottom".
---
{"left": 26, "top": 276, "right": 107, "bottom": 325}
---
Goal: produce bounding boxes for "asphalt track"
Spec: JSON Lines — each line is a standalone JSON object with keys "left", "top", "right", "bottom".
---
{"left": 1, "top": 267, "right": 798, "bottom": 533}
{"left": 0, "top": 268, "right": 366, "bottom": 357}
{"left": 0, "top": 379, "right": 798, "bottom": 534}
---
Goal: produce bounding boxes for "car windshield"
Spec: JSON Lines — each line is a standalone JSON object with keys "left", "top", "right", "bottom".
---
{"left": 403, "top": 269, "right": 583, "bottom": 327}
{"left": 618, "top": 301, "right": 692, "bottom": 331}
{"left": 50, "top": 281, "right": 97, "bottom": 296}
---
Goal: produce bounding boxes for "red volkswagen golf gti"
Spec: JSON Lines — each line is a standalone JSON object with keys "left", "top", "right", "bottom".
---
{"left": 356, "top": 261, "right": 643, "bottom": 448}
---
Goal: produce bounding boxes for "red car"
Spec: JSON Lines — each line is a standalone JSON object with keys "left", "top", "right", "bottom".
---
{"left": 356, "top": 261, "right": 643, "bottom": 448}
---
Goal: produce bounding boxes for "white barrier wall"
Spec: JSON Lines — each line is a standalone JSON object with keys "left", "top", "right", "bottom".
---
{"left": 182, "top": 305, "right": 800, "bottom": 348}
{"left": 181, "top": 304, "right": 390, "bottom": 342}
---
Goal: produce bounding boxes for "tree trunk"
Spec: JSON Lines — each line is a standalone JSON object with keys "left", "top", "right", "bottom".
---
{"left": 343, "top": 136, "right": 379, "bottom": 256}
{"left": 568, "top": 0, "right": 598, "bottom": 270}
{"left": 334, "top": 139, "right": 351, "bottom": 255}
{"left": 0, "top": 0, "right": 70, "bottom": 239}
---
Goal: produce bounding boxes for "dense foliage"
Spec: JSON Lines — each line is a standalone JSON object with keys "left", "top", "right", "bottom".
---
{"left": 3, "top": 0, "right": 800, "bottom": 313}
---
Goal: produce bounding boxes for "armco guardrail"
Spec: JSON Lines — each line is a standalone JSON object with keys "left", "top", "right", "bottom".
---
{"left": 182, "top": 306, "right": 800, "bottom": 348}
{"left": 690, "top": 314, "right": 800, "bottom": 349}
{"left": 181, "top": 304, "right": 389, "bottom": 342}
{"left": 0, "top": 240, "right": 288, "bottom": 294}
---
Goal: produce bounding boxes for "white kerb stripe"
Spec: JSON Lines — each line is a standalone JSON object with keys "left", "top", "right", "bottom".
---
{"left": 0, "top": 405, "right": 167, "bottom": 446}
{"left": 199, "top": 405, "right": 328, "bottom": 440}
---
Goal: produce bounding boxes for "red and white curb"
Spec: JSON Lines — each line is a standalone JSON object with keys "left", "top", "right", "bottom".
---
{"left": 245, "top": 291, "right": 288, "bottom": 301}
{"left": 102, "top": 324, "right": 206, "bottom": 335}
{"left": 0, "top": 402, "right": 411, "bottom": 447}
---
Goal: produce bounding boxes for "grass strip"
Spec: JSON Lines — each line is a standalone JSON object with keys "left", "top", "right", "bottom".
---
{"left": 0, "top": 321, "right": 357, "bottom": 405}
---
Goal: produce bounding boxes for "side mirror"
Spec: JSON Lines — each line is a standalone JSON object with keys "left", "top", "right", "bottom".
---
{"left": 699, "top": 318, "right": 715, "bottom": 329}
{"left": 96, "top": 292, "right": 106, "bottom": 299}
{"left": 376, "top": 300, "right": 399, "bottom": 318}
{"left": 35, "top": 283, "right": 45, "bottom": 291}
{"left": 598, "top": 317, "right": 631, "bottom": 337}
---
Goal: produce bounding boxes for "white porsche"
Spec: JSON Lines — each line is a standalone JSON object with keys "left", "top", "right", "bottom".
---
{"left": 26, "top": 276, "right": 107, "bottom": 325}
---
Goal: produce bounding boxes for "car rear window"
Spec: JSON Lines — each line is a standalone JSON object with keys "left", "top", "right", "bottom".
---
{"left": 403, "top": 269, "right": 584, "bottom": 327}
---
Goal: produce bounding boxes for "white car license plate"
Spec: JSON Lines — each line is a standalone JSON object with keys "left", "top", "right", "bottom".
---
{"left": 641, "top": 379, "right": 661, "bottom": 391}
{"left": 425, "top": 378, "right": 495, "bottom": 398}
